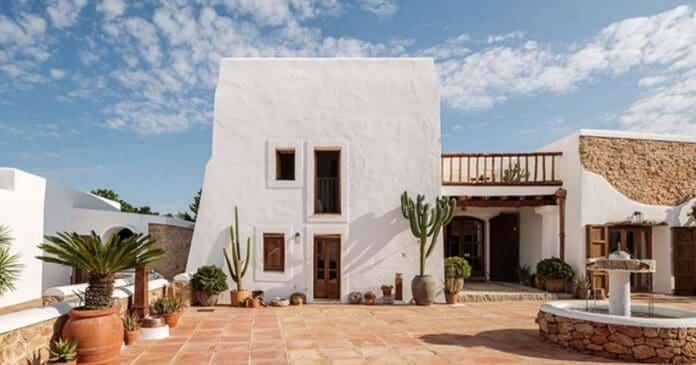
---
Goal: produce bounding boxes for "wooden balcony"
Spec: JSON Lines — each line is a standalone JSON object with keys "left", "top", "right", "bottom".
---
{"left": 441, "top": 152, "right": 562, "bottom": 186}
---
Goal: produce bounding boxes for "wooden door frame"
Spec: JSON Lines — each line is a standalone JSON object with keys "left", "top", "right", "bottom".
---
{"left": 313, "top": 235, "right": 341, "bottom": 300}
{"left": 444, "top": 216, "right": 486, "bottom": 278}
{"left": 672, "top": 227, "right": 696, "bottom": 296}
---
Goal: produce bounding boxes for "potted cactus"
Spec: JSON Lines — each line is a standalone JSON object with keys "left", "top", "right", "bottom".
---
{"left": 290, "top": 292, "right": 305, "bottom": 305}
{"left": 575, "top": 274, "right": 591, "bottom": 299}
{"left": 400, "top": 192, "right": 455, "bottom": 305}
{"left": 192, "top": 265, "right": 228, "bottom": 306}
{"left": 48, "top": 338, "right": 78, "bottom": 365}
{"left": 223, "top": 206, "right": 251, "bottom": 307}
{"left": 122, "top": 311, "right": 141, "bottom": 345}
{"left": 152, "top": 297, "right": 183, "bottom": 328}
{"left": 444, "top": 257, "right": 471, "bottom": 304}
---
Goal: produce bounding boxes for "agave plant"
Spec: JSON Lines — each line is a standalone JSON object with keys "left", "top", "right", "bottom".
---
{"left": 0, "top": 226, "right": 23, "bottom": 296}
{"left": 37, "top": 231, "right": 164, "bottom": 310}
{"left": 49, "top": 337, "right": 78, "bottom": 362}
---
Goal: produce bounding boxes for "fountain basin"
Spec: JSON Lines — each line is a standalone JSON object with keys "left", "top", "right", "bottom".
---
{"left": 537, "top": 300, "right": 696, "bottom": 363}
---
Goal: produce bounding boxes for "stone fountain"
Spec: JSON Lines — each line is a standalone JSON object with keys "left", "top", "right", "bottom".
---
{"left": 586, "top": 248, "right": 655, "bottom": 317}
{"left": 536, "top": 249, "right": 696, "bottom": 363}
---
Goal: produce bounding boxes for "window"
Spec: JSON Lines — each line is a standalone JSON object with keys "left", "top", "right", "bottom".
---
{"left": 276, "top": 149, "right": 295, "bottom": 180}
{"left": 263, "top": 234, "right": 285, "bottom": 272}
{"left": 314, "top": 150, "right": 340, "bottom": 214}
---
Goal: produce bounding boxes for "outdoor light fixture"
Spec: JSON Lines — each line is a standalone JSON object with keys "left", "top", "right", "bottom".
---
{"left": 294, "top": 232, "right": 300, "bottom": 244}
{"left": 633, "top": 211, "right": 644, "bottom": 223}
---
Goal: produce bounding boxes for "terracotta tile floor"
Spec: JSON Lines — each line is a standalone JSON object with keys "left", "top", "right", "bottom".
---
{"left": 119, "top": 298, "right": 696, "bottom": 365}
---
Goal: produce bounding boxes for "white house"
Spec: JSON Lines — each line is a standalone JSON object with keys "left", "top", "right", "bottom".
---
{"left": 189, "top": 57, "right": 696, "bottom": 303}
{"left": 0, "top": 168, "right": 194, "bottom": 308}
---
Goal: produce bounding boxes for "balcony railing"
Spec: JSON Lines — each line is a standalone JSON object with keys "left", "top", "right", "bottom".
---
{"left": 441, "top": 152, "right": 562, "bottom": 186}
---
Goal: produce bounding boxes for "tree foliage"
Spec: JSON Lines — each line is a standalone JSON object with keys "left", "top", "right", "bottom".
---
{"left": 91, "top": 189, "right": 159, "bottom": 216}
{"left": 0, "top": 226, "right": 23, "bottom": 296}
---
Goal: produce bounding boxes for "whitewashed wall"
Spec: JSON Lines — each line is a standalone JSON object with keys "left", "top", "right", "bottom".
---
{"left": 188, "top": 58, "right": 442, "bottom": 303}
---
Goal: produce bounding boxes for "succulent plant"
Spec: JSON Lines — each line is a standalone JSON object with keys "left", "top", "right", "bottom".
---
{"left": 48, "top": 338, "right": 78, "bottom": 363}
{"left": 223, "top": 206, "right": 251, "bottom": 292}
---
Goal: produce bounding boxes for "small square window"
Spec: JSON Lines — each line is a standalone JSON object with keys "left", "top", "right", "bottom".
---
{"left": 276, "top": 149, "right": 295, "bottom": 181}
{"left": 263, "top": 233, "right": 285, "bottom": 272}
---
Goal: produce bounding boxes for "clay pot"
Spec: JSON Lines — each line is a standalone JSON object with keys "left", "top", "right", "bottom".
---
{"left": 577, "top": 289, "right": 591, "bottom": 300}
{"left": 163, "top": 312, "right": 181, "bottom": 328}
{"left": 381, "top": 288, "right": 392, "bottom": 297}
{"left": 61, "top": 306, "right": 122, "bottom": 365}
{"left": 445, "top": 293, "right": 458, "bottom": 304}
{"left": 290, "top": 293, "right": 305, "bottom": 306}
{"left": 244, "top": 297, "right": 261, "bottom": 308}
{"left": 411, "top": 275, "right": 436, "bottom": 306}
{"left": 545, "top": 278, "right": 566, "bottom": 293}
{"left": 197, "top": 292, "right": 219, "bottom": 306}
{"left": 534, "top": 275, "right": 545, "bottom": 290}
{"left": 230, "top": 290, "right": 250, "bottom": 307}
{"left": 124, "top": 329, "right": 139, "bottom": 345}
{"left": 49, "top": 361, "right": 77, "bottom": 365}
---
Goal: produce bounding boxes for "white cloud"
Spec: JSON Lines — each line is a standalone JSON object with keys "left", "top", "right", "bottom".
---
{"left": 46, "top": 0, "right": 87, "bottom": 28}
{"left": 0, "top": 13, "right": 50, "bottom": 85}
{"left": 221, "top": 0, "right": 342, "bottom": 26}
{"left": 487, "top": 31, "right": 524, "bottom": 44}
{"left": 97, "top": 0, "right": 126, "bottom": 18}
{"left": 359, "top": 0, "right": 398, "bottom": 19}
{"left": 49, "top": 68, "right": 66, "bottom": 79}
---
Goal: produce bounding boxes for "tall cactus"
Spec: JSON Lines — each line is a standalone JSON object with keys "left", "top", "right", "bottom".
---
{"left": 400, "top": 192, "right": 456, "bottom": 276}
{"left": 223, "top": 206, "right": 250, "bottom": 291}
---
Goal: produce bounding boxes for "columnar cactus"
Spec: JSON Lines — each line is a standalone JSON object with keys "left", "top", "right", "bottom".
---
{"left": 400, "top": 192, "right": 456, "bottom": 276}
{"left": 223, "top": 206, "right": 250, "bottom": 291}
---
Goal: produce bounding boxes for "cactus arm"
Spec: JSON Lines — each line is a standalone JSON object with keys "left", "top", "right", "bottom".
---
{"left": 241, "top": 236, "right": 250, "bottom": 278}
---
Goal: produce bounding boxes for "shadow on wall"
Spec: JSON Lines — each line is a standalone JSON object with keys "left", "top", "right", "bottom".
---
{"left": 419, "top": 330, "right": 614, "bottom": 362}
{"left": 665, "top": 199, "right": 695, "bottom": 227}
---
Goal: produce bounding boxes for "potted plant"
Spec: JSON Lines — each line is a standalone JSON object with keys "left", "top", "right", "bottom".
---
{"left": 48, "top": 338, "right": 78, "bottom": 365}
{"left": 348, "top": 291, "right": 361, "bottom": 304}
{"left": 223, "top": 206, "right": 251, "bottom": 307}
{"left": 536, "top": 257, "right": 574, "bottom": 293}
{"left": 444, "top": 257, "right": 471, "bottom": 304}
{"left": 192, "top": 265, "right": 228, "bottom": 306}
{"left": 364, "top": 291, "right": 376, "bottom": 305}
{"left": 400, "top": 192, "right": 455, "bottom": 305}
{"left": 290, "top": 292, "right": 305, "bottom": 305}
{"left": 37, "top": 231, "right": 164, "bottom": 363}
{"left": 517, "top": 264, "right": 531, "bottom": 286}
{"left": 122, "top": 311, "right": 141, "bottom": 345}
{"left": 0, "top": 226, "right": 23, "bottom": 297}
{"left": 152, "top": 297, "right": 183, "bottom": 328}
{"left": 380, "top": 285, "right": 393, "bottom": 297}
{"left": 575, "top": 274, "right": 591, "bottom": 299}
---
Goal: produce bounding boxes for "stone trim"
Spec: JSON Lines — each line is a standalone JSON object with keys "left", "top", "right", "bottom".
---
{"left": 579, "top": 136, "right": 696, "bottom": 206}
{"left": 537, "top": 310, "right": 696, "bottom": 363}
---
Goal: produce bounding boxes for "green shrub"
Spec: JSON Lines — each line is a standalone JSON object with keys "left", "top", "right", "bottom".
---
{"left": 536, "top": 257, "right": 574, "bottom": 280}
{"left": 192, "top": 265, "right": 228, "bottom": 294}
{"left": 444, "top": 257, "right": 472, "bottom": 279}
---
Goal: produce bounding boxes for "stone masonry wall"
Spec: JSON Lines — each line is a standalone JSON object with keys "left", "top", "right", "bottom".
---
{"left": 148, "top": 223, "right": 193, "bottom": 279}
{"left": 0, "top": 286, "right": 166, "bottom": 365}
{"left": 537, "top": 310, "right": 696, "bottom": 363}
{"left": 579, "top": 136, "right": 696, "bottom": 206}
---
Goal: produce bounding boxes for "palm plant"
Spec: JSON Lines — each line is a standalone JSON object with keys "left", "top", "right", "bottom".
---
{"left": 37, "top": 231, "right": 164, "bottom": 310}
{"left": 0, "top": 226, "right": 23, "bottom": 296}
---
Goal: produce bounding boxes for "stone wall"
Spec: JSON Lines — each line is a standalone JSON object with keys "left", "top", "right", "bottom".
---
{"left": 579, "top": 136, "right": 696, "bottom": 206}
{"left": 537, "top": 310, "right": 696, "bottom": 363}
{"left": 0, "top": 286, "right": 166, "bottom": 365}
{"left": 148, "top": 223, "right": 193, "bottom": 279}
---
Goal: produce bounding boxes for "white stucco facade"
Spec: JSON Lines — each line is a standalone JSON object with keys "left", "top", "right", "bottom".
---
{"left": 0, "top": 167, "right": 193, "bottom": 308}
{"left": 188, "top": 58, "right": 442, "bottom": 303}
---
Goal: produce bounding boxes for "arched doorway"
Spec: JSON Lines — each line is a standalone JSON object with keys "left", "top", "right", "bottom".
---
{"left": 445, "top": 216, "right": 485, "bottom": 278}
{"left": 101, "top": 226, "right": 134, "bottom": 241}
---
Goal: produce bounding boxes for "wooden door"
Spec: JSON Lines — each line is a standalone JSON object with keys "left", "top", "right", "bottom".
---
{"left": 607, "top": 225, "right": 652, "bottom": 292}
{"left": 586, "top": 225, "right": 609, "bottom": 291}
{"left": 445, "top": 216, "right": 485, "bottom": 278}
{"left": 673, "top": 227, "right": 696, "bottom": 296}
{"left": 314, "top": 235, "right": 340, "bottom": 299}
{"left": 489, "top": 213, "right": 519, "bottom": 282}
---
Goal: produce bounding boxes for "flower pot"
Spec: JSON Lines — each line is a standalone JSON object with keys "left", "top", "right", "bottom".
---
{"left": 348, "top": 292, "right": 361, "bottom": 304}
{"left": 534, "top": 275, "right": 545, "bottom": 290}
{"left": 544, "top": 278, "right": 566, "bottom": 293}
{"left": 230, "top": 290, "right": 250, "bottom": 307}
{"left": 124, "top": 329, "right": 139, "bottom": 345}
{"left": 290, "top": 293, "right": 305, "bottom": 306}
{"left": 411, "top": 274, "right": 436, "bottom": 306}
{"left": 61, "top": 306, "right": 122, "bottom": 365}
{"left": 364, "top": 297, "right": 375, "bottom": 305}
{"left": 244, "top": 297, "right": 261, "bottom": 308}
{"left": 197, "top": 291, "right": 219, "bottom": 306}
{"left": 445, "top": 293, "right": 458, "bottom": 304}
{"left": 381, "top": 289, "right": 392, "bottom": 297}
{"left": 163, "top": 312, "right": 182, "bottom": 328}
{"left": 577, "top": 288, "right": 591, "bottom": 300}
{"left": 49, "top": 361, "right": 77, "bottom": 365}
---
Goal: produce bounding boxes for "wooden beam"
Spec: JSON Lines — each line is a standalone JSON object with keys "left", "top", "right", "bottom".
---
{"left": 556, "top": 188, "right": 567, "bottom": 260}
{"left": 457, "top": 196, "right": 557, "bottom": 208}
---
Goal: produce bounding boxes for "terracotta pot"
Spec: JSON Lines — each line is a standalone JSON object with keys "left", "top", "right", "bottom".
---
{"left": 244, "top": 297, "right": 261, "bottom": 308}
{"left": 290, "top": 294, "right": 305, "bottom": 306}
{"left": 534, "top": 276, "right": 545, "bottom": 290}
{"left": 364, "top": 297, "right": 375, "bottom": 305}
{"left": 61, "top": 306, "right": 122, "bottom": 365}
{"left": 545, "top": 278, "right": 566, "bottom": 293}
{"left": 576, "top": 288, "right": 591, "bottom": 300}
{"left": 445, "top": 293, "right": 458, "bottom": 304}
{"left": 49, "top": 361, "right": 77, "bottom": 365}
{"left": 197, "top": 292, "right": 219, "bottom": 306}
{"left": 163, "top": 312, "right": 181, "bottom": 328}
{"left": 124, "top": 329, "right": 139, "bottom": 345}
{"left": 230, "top": 290, "right": 250, "bottom": 307}
{"left": 411, "top": 275, "right": 436, "bottom": 306}
{"left": 381, "top": 289, "right": 392, "bottom": 297}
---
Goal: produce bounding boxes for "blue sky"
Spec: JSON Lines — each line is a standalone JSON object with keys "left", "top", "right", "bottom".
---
{"left": 1, "top": 0, "right": 694, "bottom": 214}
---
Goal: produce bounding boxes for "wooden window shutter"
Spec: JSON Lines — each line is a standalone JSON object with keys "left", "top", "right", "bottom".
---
{"left": 263, "top": 234, "right": 285, "bottom": 272}
{"left": 586, "top": 225, "right": 609, "bottom": 291}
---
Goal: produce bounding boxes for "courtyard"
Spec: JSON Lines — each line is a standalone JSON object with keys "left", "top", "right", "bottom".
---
{"left": 117, "top": 297, "right": 696, "bottom": 365}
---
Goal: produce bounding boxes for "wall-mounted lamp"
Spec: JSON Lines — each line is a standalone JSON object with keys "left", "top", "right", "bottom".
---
{"left": 632, "top": 211, "right": 644, "bottom": 223}
{"left": 293, "top": 232, "right": 301, "bottom": 244}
